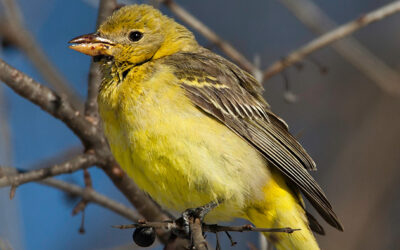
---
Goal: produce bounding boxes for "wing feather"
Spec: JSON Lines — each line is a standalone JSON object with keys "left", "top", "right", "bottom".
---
{"left": 163, "top": 49, "right": 343, "bottom": 231}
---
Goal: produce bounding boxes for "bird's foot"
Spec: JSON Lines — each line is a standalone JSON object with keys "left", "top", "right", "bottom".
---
{"left": 173, "top": 201, "right": 218, "bottom": 238}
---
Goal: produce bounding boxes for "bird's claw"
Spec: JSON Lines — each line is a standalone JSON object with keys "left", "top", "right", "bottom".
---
{"left": 173, "top": 201, "right": 218, "bottom": 238}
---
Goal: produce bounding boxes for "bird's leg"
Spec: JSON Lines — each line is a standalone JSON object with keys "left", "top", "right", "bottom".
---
{"left": 173, "top": 201, "right": 219, "bottom": 238}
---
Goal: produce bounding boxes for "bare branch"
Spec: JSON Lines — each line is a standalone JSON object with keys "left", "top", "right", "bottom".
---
{"left": 89, "top": 1, "right": 173, "bottom": 240}
{"left": 0, "top": 86, "right": 13, "bottom": 165}
{"left": 0, "top": 0, "right": 84, "bottom": 108}
{"left": 0, "top": 54, "right": 172, "bottom": 244}
{"left": 0, "top": 1, "right": 180, "bottom": 246}
{"left": 85, "top": 0, "right": 118, "bottom": 118}
{"left": 86, "top": 63, "right": 102, "bottom": 120}
{"left": 100, "top": 162, "right": 170, "bottom": 223}
{"left": 0, "top": 6, "right": 171, "bottom": 239}
{"left": 72, "top": 169, "right": 93, "bottom": 215}
{"left": 0, "top": 167, "right": 140, "bottom": 222}
{"left": 0, "top": 59, "right": 100, "bottom": 147}
{"left": 190, "top": 218, "right": 208, "bottom": 250}
{"left": 113, "top": 221, "right": 299, "bottom": 234}
{"left": 96, "top": 0, "right": 118, "bottom": 27}
{"left": 44, "top": 179, "right": 140, "bottom": 222}
{"left": 30, "top": 146, "right": 83, "bottom": 170}
{"left": 264, "top": 0, "right": 400, "bottom": 96}
{"left": 0, "top": 238, "right": 12, "bottom": 250}
{"left": 160, "top": 0, "right": 258, "bottom": 74}
{"left": 0, "top": 154, "right": 97, "bottom": 188}
{"left": 100, "top": 162, "right": 173, "bottom": 244}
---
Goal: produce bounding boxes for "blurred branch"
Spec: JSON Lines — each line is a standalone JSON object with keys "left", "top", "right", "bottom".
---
{"left": 0, "top": 0, "right": 84, "bottom": 108}
{"left": 85, "top": 0, "right": 118, "bottom": 119}
{"left": 320, "top": 95, "right": 400, "bottom": 249}
{"left": 0, "top": 58, "right": 99, "bottom": 147}
{"left": 72, "top": 169, "right": 93, "bottom": 217}
{"left": 0, "top": 167, "right": 140, "bottom": 221}
{"left": 265, "top": 0, "right": 400, "bottom": 96}
{"left": 0, "top": 4, "right": 172, "bottom": 243}
{"left": 30, "top": 146, "right": 83, "bottom": 170}
{"left": 0, "top": 85, "right": 13, "bottom": 166}
{"left": 43, "top": 177, "right": 137, "bottom": 222}
{"left": 0, "top": 153, "right": 97, "bottom": 187}
{"left": 159, "top": 0, "right": 259, "bottom": 75}
{"left": 0, "top": 238, "right": 12, "bottom": 250}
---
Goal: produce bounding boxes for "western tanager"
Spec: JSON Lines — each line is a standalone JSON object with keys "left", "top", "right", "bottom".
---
{"left": 69, "top": 4, "right": 343, "bottom": 249}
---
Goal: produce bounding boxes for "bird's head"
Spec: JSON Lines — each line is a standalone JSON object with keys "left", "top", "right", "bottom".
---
{"left": 69, "top": 4, "right": 198, "bottom": 65}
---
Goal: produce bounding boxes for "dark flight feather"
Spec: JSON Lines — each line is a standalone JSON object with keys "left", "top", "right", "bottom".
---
{"left": 162, "top": 48, "right": 343, "bottom": 231}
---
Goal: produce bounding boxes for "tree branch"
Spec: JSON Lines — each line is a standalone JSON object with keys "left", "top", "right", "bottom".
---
{"left": 114, "top": 220, "right": 298, "bottom": 249}
{"left": 0, "top": 0, "right": 84, "bottom": 108}
{"left": 0, "top": 167, "right": 140, "bottom": 221}
{"left": 0, "top": 85, "right": 13, "bottom": 166}
{"left": 160, "top": 0, "right": 258, "bottom": 74}
{"left": 113, "top": 221, "right": 298, "bottom": 234}
{"left": 0, "top": 59, "right": 100, "bottom": 147}
{"left": 0, "top": 154, "right": 97, "bottom": 188}
{"left": 0, "top": 57, "right": 171, "bottom": 241}
{"left": 85, "top": 0, "right": 118, "bottom": 119}
{"left": 190, "top": 217, "right": 208, "bottom": 250}
{"left": 264, "top": 0, "right": 400, "bottom": 96}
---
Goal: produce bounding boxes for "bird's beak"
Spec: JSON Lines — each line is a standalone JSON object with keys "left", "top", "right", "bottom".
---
{"left": 68, "top": 33, "right": 115, "bottom": 56}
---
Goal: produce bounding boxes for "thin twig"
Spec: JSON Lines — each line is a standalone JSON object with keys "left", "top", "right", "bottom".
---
{"left": 160, "top": 0, "right": 257, "bottom": 74}
{"left": 29, "top": 146, "right": 83, "bottom": 170}
{"left": 0, "top": 167, "right": 140, "bottom": 221}
{"left": 112, "top": 221, "right": 299, "bottom": 234}
{"left": 0, "top": 1, "right": 173, "bottom": 246}
{"left": 72, "top": 169, "right": 93, "bottom": 215}
{"left": 264, "top": 0, "right": 400, "bottom": 96}
{"left": 225, "top": 231, "right": 237, "bottom": 246}
{"left": 114, "top": 221, "right": 297, "bottom": 250}
{"left": 275, "top": 0, "right": 400, "bottom": 96}
{"left": 0, "top": 13, "right": 171, "bottom": 245}
{"left": 0, "top": 0, "right": 83, "bottom": 108}
{"left": 85, "top": 0, "right": 118, "bottom": 119}
{"left": 42, "top": 175, "right": 140, "bottom": 222}
{"left": 79, "top": 209, "right": 86, "bottom": 233}
{"left": 0, "top": 154, "right": 97, "bottom": 188}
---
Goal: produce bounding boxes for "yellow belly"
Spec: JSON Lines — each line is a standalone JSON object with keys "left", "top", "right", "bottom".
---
{"left": 98, "top": 66, "right": 319, "bottom": 249}
{"left": 98, "top": 68, "right": 270, "bottom": 221}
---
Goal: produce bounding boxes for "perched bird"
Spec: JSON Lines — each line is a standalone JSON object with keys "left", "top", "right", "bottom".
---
{"left": 69, "top": 4, "right": 343, "bottom": 249}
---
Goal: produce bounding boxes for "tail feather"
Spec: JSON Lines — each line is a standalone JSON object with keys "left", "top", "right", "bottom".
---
{"left": 246, "top": 170, "right": 320, "bottom": 250}
{"left": 306, "top": 211, "right": 325, "bottom": 235}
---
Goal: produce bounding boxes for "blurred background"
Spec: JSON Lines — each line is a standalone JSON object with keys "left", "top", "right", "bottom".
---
{"left": 1, "top": 0, "right": 400, "bottom": 249}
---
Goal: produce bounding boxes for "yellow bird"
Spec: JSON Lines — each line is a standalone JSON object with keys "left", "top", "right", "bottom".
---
{"left": 69, "top": 4, "right": 342, "bottom": 249}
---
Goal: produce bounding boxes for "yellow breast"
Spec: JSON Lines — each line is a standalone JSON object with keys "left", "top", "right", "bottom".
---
{"left": 98, "top": 63, "right": 270, "bottom": 221}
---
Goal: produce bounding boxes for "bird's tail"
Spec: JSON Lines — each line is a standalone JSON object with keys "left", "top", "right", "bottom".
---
{"left": 245, "top": 169, "right": 320, "bottom": 250}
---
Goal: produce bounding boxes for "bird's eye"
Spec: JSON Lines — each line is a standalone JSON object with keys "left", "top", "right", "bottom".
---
{"left": 129, "top": 31, "right": 143, "bottom": 42}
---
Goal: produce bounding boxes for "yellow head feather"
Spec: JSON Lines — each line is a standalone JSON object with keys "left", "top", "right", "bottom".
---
{"left": 98, "top": 4, "right": 198, "bottom": 64}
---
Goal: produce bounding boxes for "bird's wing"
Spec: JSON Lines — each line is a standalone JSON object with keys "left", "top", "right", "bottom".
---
{"left": 163, "top": 49, "right": 343, "bottom": 231}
